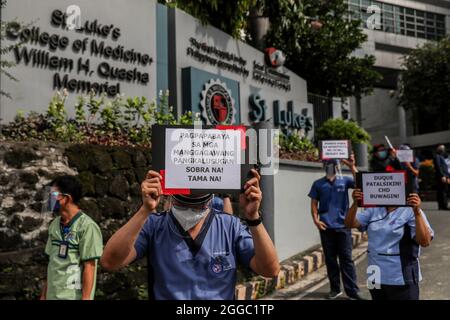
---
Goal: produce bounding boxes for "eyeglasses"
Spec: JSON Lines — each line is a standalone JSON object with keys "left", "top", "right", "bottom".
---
{"left": 51, "top": 191, "right": 69, "bottom": 198}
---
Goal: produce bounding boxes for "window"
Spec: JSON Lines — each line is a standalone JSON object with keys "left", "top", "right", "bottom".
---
{"left": 436, "top": 15, "right": 445, "bottom": 22}
{"left": 394, "top": 7, "right": 404, "bottom": 14}
{"left": 349, "top": 4, "right": 359, "bottom": 12}
{"left": 346, "top": 1, "right": 446, "bottom": 40}
{"left": 383, "top": 3, "right": 393, "bottom": 12}
{"left": 361, "top": 0, "right": 372, "bottom": 9}
{"left": 351, "top": 11, "right": 361, "bottom": 20}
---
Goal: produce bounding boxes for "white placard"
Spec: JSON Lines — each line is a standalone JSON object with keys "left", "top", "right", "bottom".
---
{"left": 164, "top": 128, "right": 242, "bottom": 190}
{"left": 362, "top": 172, "right": 406, "bottom": 206}
{"left": 321, "top": 140, "right": 349, "bottom": 159}
{"left": 396, "top": 150, "right": 414, "bottom": 163}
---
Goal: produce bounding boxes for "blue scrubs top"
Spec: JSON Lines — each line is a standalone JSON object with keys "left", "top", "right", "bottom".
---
{"left": 134, "top": 209, "right": 255, "bottom": 300}
{"left": 356, "top": 207, "right": 434, "bottom": 285}
{"left": 400, "top": 157, "right": 420, "bottom": 193}
{"left": 308, "top": 176, "right": 355, "bottom": 229}
{"left": 211, "top": 196, "right": 224, "bottom": 212}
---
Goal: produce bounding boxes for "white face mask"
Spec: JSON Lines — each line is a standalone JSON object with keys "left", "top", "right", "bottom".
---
{"left": 171, "top": 204, "right": 210, "bottom": 231}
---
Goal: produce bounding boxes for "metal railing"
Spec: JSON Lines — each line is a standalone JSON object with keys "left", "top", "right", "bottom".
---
{"left": 308, "top": 92, "right": 333, "bottom": 134}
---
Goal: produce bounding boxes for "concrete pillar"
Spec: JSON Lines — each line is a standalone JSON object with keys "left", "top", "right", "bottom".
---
{"left": 355, "top": 96, "right": 362, "bottom": 126}
{"left": 253, "top": 121, "right": 275, "bottom": 241}
{"left": 398, "top": 105, "right": 407, "bottom": 143}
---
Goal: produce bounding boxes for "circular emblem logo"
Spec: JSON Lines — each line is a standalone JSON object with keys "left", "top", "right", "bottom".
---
{"left": 212, "top": 262, "right": 223, "bottom": 274}
{"left": 264, "top": 47, "right": 286, "bottom": 68}
{"left": 200, "top": 79, "right": 235, "bottom": 125}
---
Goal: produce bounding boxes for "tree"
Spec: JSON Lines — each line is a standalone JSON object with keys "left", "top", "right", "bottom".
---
{"left": 398, "top": 37, "right": 450, "bottom": 133}
{"left": 315, "top": 118, "right": 371, "bottom": 145}
{"left": 160, "top": 0, "right": 256, "bottom": 38}
{"left": 262, "top": 0, "right": 381, "bottom": 98}
{"left": 163, "top": 0, "right": 381, "bottom": 99}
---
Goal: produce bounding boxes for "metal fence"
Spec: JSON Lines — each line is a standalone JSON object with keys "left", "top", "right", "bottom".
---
{"left": 307, "top": 93, "right": 333, "bottom": 135}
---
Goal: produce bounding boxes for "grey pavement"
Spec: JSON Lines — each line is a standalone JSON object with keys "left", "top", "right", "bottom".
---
{"left": 265, "top": 202, "right": 450, "bottom": 300}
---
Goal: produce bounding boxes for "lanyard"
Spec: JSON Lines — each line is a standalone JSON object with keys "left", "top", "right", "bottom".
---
{"left": 60, "top": 224, "right": 71, "bottom": 241}
{"left": 59, "top": 211, "right": 81, "bottom": 240}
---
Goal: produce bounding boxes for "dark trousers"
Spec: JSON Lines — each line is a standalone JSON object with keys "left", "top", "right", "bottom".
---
{"left": 369, "top": 283, "right": 419, "bottom": 300}
{"left": 319, "top": 228, "right": 359, "bottom": 296}
{"left": 436, "top": 179, "right": 448, "bottom": 209}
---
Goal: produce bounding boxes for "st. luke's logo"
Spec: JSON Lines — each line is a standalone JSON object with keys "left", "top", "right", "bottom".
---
{"left": 200, "top": 79, "right": 236, "bottom": 125}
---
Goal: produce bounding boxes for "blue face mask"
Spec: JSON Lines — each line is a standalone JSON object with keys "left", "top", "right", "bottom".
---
{"left": 376, "top": 150, "right": 388, "bottom": 160}
{"left": 52, "top": 199, "right": 61, "bottom": 213}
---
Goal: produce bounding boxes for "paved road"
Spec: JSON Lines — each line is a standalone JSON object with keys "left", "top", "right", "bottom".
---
{"left": 302, "top": 203, "right": 450, "bottom": 300}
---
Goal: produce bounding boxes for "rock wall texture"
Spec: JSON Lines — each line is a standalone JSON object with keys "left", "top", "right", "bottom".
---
{"left": 0, "top": 141, "right": 152, "bottom": 300}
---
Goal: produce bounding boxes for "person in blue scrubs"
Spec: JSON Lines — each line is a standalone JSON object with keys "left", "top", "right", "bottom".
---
{"left": 308, "top": 156, "right": 363, "bottom": 300}
{"left": 396, "top": 144, "right": 420, "bottom": 193}
{"left": 211, "top": 194, "right": 233, "bottom": 214}
{"left": 345, "top": 189, "right": 433, "bottom": 300}
{"left": 100, "top": 169, "right": 280, "bottom": 300}
{"left": 164, "top": 194, "right": 233, "bottom": 214}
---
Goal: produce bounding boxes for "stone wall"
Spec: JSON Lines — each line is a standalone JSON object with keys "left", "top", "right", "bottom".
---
{"left": 0, "top": 141, "right": 152, "bottom": 300}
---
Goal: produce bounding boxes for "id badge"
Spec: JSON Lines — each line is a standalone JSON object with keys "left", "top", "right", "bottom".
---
{"left": 58, "top": 241, "right": 69, "bottom": 259}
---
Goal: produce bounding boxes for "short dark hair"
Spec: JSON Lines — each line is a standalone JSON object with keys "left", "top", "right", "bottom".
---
{"left": 51, "top": 175, "right": 83, "bottom": 204}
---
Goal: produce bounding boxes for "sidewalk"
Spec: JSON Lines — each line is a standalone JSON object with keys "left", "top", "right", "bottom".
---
{"left": 259, "top": 202, "right": 440, "bottom": 300}
{"left": 235, "top": 231, "right": 367, "bottom": 300}
{"left": 261, "top": 241, "right": 368, "bottom": 300}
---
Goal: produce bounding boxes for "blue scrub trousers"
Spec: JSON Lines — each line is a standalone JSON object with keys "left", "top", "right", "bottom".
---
{"left": 319, "top": 228, "right": 359, "bottom": 296}
{"left": 369, "top": 283, "right": 419, "bottom": 300}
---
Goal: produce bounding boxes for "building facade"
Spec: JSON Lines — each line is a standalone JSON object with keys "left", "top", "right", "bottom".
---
{"left": 347, "top": 0, "right": 450, "bottom": 155}
{"left": 0, "top": 1, "right": 315, "bottom": 141}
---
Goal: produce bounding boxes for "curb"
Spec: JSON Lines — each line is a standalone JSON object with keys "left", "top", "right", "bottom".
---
{"left": 235, "top": 231, "right": 367, "bottom": 300}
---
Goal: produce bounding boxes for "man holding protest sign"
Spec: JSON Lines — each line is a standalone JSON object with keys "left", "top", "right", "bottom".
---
{"left": 345, "top": 177, "right": 433, "bottom": 300}
{"left": 100, "top": 169, "right": 279, "bottom": 299}
{"left": 100, "top": 125, "right": 279, "bottom": 300}
{"left": 370, "top": 144, "right": 402, "bottom": 172}
{"left": 308, "top": 141, "right": 362, "bottom": 300}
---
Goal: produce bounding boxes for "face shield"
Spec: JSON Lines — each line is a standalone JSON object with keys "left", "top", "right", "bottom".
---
{"left": 324, "top": 163, "right": 335, "bottom": 178}
{"left": 336, "top": 160, "right": 343, "bottom": 178}
{"left": 41, "top": 186, "right": 67, "bottom": 214}
{"left": 324, "top": 159, "right": 342, "bottom": 179}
